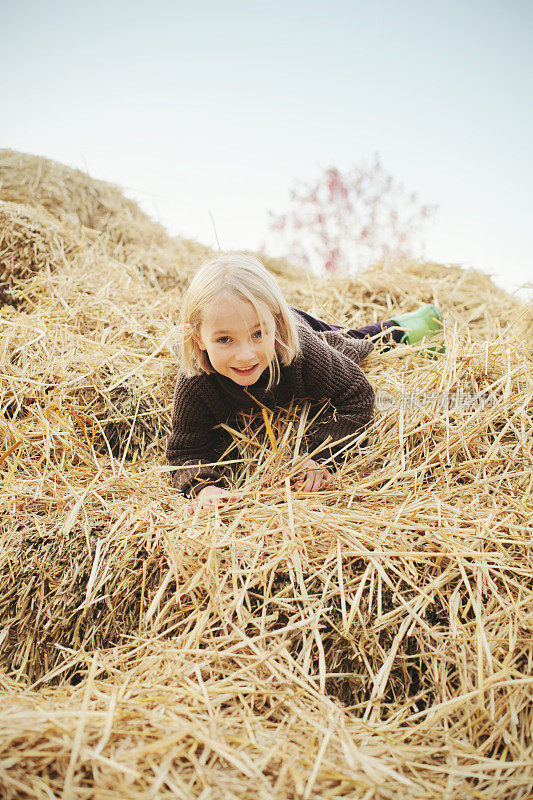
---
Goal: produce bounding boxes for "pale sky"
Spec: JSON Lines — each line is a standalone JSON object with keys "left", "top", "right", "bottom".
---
{"left": 2, "top": 0, "right": 532, "bottom": 295}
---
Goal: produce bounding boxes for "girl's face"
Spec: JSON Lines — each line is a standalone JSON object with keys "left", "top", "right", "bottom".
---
{"left": 195, "top": 295, "right": 277, "bottom": 386}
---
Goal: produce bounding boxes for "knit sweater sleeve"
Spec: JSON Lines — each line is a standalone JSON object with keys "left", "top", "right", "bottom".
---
{"left": 298, "top": 329, "right": 375, "bottom": 461}
{"left": 166, "top": 374, "right": 228, "bottom": 496}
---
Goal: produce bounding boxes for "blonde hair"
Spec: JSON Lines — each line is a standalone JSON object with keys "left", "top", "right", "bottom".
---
{"left": 177, "top": 253, "right": 300, "bottom": 388}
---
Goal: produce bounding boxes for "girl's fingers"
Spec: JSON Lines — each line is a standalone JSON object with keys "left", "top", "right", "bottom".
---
{"left": 317, "top": 468, "right": 330, "bottom": 489}
{"left": 293, "top": 463, "right": 334, "bottom": 493}
{"left": 303, "top": 469, "right": 321, "bottom": 493}
{"left": 310, "top": 469, "right": 332, "bottom": 492}
{"left": 322, "top": 470, "right": 334, "bottom": 488}
{"left": 311, "top": 473, "right": 322, "bottom": 492}
{"left": 200, "top": 494, "right": 237, "bottom": 505}
{"left": 302, "top": 471, "right": 316, "bottom": 492}
{"left": 311, "top": 471, "right": 323, "bottom": 492}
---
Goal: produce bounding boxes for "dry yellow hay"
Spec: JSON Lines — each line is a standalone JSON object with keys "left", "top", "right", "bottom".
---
{"left": 0, "top": 201, "right": 84, "bottom": 307}
{"left": 0, "top": 149, "right": 168, "bottom": 247}
{"left": 0, "top": 152, "right": 532, "bottom": 799}
{"left": 0, "top": 150, "right": 303, "bottom": 292}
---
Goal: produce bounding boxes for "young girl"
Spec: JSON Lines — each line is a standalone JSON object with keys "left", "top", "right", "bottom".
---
{"left": 167, "top": 253, "right": 443, "bottom": 501}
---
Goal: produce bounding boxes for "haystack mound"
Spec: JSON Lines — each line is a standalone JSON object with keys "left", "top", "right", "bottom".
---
{"left": 0, "top": 149, "right": 215, "bottom": 291}
{"left": 0, "top": 150, "right": 302, "bottom": 291}
{"left": 0, "top": 149, "right": 166, "bottom": 246}
{"left": 0, "top": 153, "right": 532, "bottom": 800}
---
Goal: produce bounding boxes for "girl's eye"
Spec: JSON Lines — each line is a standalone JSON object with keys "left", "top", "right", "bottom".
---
{"left": 252, "top": 330, "right": 263, "bottom": 339}
{"left": 217, "top": 336, "right": 231, "bottom": 344}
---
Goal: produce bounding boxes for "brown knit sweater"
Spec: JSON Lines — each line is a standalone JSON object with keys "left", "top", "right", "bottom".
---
{"left": 167, "top": 316, "right": 375, "bottom": 496}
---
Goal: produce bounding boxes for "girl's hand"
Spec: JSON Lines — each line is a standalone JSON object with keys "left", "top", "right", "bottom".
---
{"left": 183, "top": 485, "right": 237, "bottom": 517}
{"left": 292, "top": 459, "right": 334, "bottom": 493}
{"left": 196, "top": 486, "right": 237, "bottom": 504}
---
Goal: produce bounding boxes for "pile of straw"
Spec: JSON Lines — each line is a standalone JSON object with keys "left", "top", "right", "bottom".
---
{"left": 1, "top": 150, "right": 532, "bottom": 799}
{"left": 0, "top": 150, "right": 300, "bottom": 293}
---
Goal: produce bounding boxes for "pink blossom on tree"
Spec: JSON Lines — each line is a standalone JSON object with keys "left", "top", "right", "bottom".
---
{"left": 265, "top": 155, "right": 438, "bottom": 274}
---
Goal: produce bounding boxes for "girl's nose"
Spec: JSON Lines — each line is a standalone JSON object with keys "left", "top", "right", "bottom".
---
{"left": 236, "top": 341, "right": 256, "bottom": 362}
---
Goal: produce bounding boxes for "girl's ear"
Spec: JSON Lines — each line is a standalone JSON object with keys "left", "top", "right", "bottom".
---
{"left": 187, "top": 323, "right": 206, "bottom": 351}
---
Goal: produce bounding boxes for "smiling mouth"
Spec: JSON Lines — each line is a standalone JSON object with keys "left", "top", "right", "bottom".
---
{"left": 232, "top": 364, "right": 259, "bottom": 374}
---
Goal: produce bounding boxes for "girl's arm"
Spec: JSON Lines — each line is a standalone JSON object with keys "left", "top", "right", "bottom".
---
{"left": 300, "top": 333, "right": 375, "bottom": 461}
{"left": 166, "top": 374, "right": 229, "bottom": 497}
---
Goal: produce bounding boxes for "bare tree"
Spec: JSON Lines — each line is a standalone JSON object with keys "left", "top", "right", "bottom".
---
{"left": 266, "top": 154, "right": 438, "bottom": 273}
